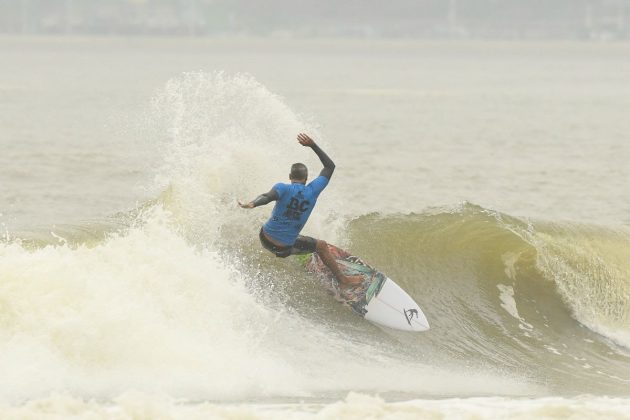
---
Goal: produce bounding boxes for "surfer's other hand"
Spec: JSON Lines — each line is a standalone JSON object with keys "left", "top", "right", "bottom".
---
{"left": 238, "top": 200, "right": 254, "bottom": 209}
{"left": 297, "top": 133, "right": 315, "bottom": 147}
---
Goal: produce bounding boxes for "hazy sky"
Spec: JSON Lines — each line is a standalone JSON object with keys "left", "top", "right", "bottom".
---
{"left": 1, "top": 0, "right": 629, "bottom": 39}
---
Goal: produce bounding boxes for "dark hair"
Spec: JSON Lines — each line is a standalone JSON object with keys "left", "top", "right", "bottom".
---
{"left": 290, "top": 163, "right": 308, "bottom": 180}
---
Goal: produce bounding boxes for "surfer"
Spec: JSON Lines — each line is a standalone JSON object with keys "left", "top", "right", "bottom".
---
{"left": 238, "top": 133, "right": 362, "bottom": 288}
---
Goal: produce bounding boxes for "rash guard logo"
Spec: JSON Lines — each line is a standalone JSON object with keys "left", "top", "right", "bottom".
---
{"left": 283, "top": 197, "right": 310, "bottom": 221}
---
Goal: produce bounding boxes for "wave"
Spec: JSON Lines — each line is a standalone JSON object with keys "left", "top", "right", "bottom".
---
{"left": 1, "top": 72, "right": 629, "bottom": 402}
{"left": 0, "top": 206, "right": 543, "bottom": 403}
{"left": 346, "top": 204, "right": 630, "bottom": 350}
{"left": 345, "top": 205, "right": 630, "bottom": 392}
{"left": 3, "top": 205, "right": 628, "bottom": 398}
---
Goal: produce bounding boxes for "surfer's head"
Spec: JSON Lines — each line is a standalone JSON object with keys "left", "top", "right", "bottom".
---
{"left": 289, "top": 163, "right": 308, "bottom": 183}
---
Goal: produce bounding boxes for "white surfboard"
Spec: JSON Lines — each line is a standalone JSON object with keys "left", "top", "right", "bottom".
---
{"left": 363, "top": 277, "right": 429, "bottom": 331}
{"left": 301, "top": 244, "right": 429, "bottom": 332}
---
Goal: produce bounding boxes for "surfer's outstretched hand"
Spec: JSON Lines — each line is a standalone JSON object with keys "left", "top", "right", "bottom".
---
{"left": 237, "top": 200, "right": 254, "bottom": 209}
{"left": 297, "top": 133, "right": 315, "bottom": 147}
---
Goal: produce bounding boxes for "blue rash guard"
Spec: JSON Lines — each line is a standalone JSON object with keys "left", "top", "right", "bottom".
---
{"left": 262, "top": 176, "right": 329, "bottom": 246}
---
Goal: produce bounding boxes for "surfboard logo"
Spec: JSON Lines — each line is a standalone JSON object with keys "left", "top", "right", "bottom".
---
{"left": 404, "top": 308, "right": 419, "bottom": 325}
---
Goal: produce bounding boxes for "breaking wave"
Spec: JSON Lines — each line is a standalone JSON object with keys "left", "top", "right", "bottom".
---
{"left": 1, "top": 72, "right": 629, "bottom": 408}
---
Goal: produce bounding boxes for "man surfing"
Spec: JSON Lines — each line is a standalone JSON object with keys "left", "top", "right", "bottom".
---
{"left": 238, "top": 133, "right": 362, "bottom": 288}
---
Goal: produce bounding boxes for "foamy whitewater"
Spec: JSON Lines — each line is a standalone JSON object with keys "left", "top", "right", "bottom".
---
{"left": 1, "top": 38, "right": 630, "bottom": 418}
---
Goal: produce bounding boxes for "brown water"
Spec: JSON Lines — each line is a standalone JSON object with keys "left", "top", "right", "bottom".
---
{"left": 1, "top": 36, "right": 630, "bottom": 418}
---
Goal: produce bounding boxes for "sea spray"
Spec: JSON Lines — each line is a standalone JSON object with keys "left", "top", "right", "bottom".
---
{"left": 147, "top": 71, "right": 345, "bottom": 248}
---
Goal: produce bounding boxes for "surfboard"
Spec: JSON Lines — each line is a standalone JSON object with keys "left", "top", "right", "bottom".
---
{"left": 300, "top": 244, "right": 430, "bottom": 332}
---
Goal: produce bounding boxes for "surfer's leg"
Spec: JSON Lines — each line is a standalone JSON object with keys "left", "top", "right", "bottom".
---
{"left": 314, "top": 240, "right": 364, "bottom": 288}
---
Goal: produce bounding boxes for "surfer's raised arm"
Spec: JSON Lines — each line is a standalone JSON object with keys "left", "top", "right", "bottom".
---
{"left": 238, "top": 189, "right": 279, "bottom": 209}
{"left": 297, "top": 133, "right": 335, "bottom": 179}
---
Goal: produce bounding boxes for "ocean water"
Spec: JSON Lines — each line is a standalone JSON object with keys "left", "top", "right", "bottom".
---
{"left": 1, "top": 37, "right": 630, "bottom": 419}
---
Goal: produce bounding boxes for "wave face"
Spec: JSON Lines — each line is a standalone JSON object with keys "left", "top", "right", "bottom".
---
{"left": 346, "top": 205, "right": 630, "bottom": 394}
{"left": 1, "top": 73, "right": 629, "bottom": 404}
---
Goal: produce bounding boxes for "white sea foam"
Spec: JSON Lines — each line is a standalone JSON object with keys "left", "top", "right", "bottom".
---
{"left": 497, "top": 284, "right": 520, "bottom": 320}
{"left": 497, "top": 280, "right": 534, "bottom": 332}
{"left": 2, "top": 393, "right": 630, "bottom": 420}
{"left": 0, "top": 208, "right": 306, "bottom": 402}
